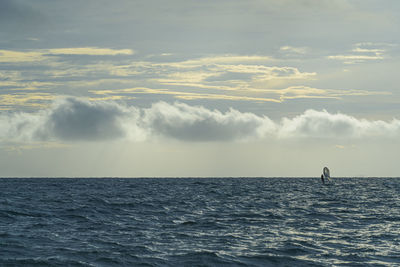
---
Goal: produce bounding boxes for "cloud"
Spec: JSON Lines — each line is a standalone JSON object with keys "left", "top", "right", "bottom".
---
{"left": 90, "top": 85, "right": 389, "bottom": 104}
{"left": 0, "top": 50, "right": 44, "bottom": 63}
{"left": 279, "top": 109, "right": 400, "bottom": 138}
{"left": 1, "top": 97, "right": 400, "bottom": 144}
{"left": 0, "top": 93, "right": 55, "bottom": 110}
{"left": 4, "top": 50, "right": 387, "bottom": 108}
{"left": 142, "top": 101, "right": 276, "bottom": 141}
{"left": 0, "top": 47, "right": 134, "bottom": 63}
{"left": 152, "top": 57, "right": 316, "bottom": 89}
{"left": 176, "top": 55, "right": 272, "bottom": 66}
{"left": 327, "top": 54, "right": 384, "bottom": 64}
{"left": 0, "top": 98, "right": 139, "bottom": 142}
{"left": 270, "top": 86, "right": 389, "bottom": 101}
{"left": 46, "top": 47, "right": 134, "bottom": 56}
{"left": 36, "top": 98, "right": 134, "bottom": 141}
{"left": 89, "top": 87, "right": 281, "bottom": 103}
{"left": 0, "top": 97, "right": 275, "bottom": 142}
{"left": 327, "top": 43, "right": 393, "bottom": 64}
{"left": 280, "top": 46, "right": 308, "bottom": 55}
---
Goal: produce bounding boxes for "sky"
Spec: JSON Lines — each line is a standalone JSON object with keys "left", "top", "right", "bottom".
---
{"left": 1, "top": 0, "right": 400, "bottom": 177}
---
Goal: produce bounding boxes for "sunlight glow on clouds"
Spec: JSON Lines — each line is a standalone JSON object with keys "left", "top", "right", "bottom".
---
{"left": 0, "top": 47, "right": 134, "bottom": 63}
{"left": 176, "top": 55, "right": 273, "bottom": 66}
{"left": 279, "top": 46, "right": 308, "bottom": 55}
{"left": 1, "top": 47, "right": 391, "bottom": 111}
{"left": 47, "top": 47, "right": 134, "bottom": 56}
{"left": 89, "top": 85, "right": 389, "bottom": 104}
{"left": 0, "top": 50, "right": 44, "bottom": 63}
{"left": 327, "top": 43, "right": 393, "bottom": 64}
{"left": 0, "top": 93, "right": 55, "bottom": 110}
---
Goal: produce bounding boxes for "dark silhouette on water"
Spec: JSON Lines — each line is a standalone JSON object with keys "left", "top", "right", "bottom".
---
{"left": 321, "top": 174, "right": 325, "bottom": 184}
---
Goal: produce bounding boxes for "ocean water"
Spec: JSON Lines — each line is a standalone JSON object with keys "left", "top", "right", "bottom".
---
{"left": 1, "top": 178, "right": 400, "bottom": 266}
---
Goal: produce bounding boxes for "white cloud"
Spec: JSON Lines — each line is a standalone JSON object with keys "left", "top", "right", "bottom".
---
{"left": 351, "top": 47, "right": 385, "bottom": 54}
{"left": 89, "top": 85, "right": 388, "bottom": 104}
{"left": 280, "top": 45, "right": 308, "bottom": 54}
{"left": 279, "top": 109, "right": 400, "bottom": 138}
{"left": 327, "top": 54, "right": 384, "bottom": 64}
{"left": 0, "top": 97, "right": 400, "bottom": 143}
{"left": 327, "top": 42, "right": 394, "bottom": 64}
{"left": 0, "top": 47, "right": 134, "bottom": 63}
{"left": 177, "top": 55, "right": 272, "bottom": 66}
{"left": 46, "top": 47, "right": 134, "bottom": 56}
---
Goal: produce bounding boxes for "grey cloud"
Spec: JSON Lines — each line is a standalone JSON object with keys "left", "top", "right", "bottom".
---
{"left": 1, "top": 98, "right": 400, "bottom": 143}
{"left": 142, "top": 102, "right": 275, "bottom": 141}
{"left": 0, "top": 98, "right": 138, "bottom": 142}
{"left": 37, "top": 98, "right": 134, "bottom": 141}
{"left": 0, "top": 98, "right": 275, "bottom": 142}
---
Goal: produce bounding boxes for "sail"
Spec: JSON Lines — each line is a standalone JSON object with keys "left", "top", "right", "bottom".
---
{"left": 323, "top": 167, "right": 330, "bottom": 178}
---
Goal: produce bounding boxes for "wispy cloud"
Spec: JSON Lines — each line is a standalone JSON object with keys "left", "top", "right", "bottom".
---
{"left": 327, "top": 54, "right": 384, "bottom": 64}
{"left": 273, "top": 86, "right": 390, "bottom": 101}
{"left": 154, "top": 64, "right": 317, "bottom": 92}
{"left": 46, "top": 47, "right": 134, "bottom": 56}
{"left": 0, "top": 50, "right": 44, "bottom": 63}
{"left": 0, "top": 47, "right": 134, "bottom": 63}
{"left": 280, "top": 45, "right": 308, "bottom": 55}
{"left": 0, "top": 49, "right": 392, "bottom": 111}
{"left": 90, "top": 87, "right": 281, "bottom": 103}
{"left": 90, "top": 85, "right": 389, "bottom": 103}
{"left": 0, "top": 93, "right": 55, "bottom": 110}
{"left": 327, "top": 43, "right": 393, "bottom": 64}
{"left": 175, "top": 55, "right": 272, "bottom": 66}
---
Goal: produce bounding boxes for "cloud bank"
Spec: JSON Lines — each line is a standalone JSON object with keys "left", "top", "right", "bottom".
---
{"left": 143, "top": 102, "right": 275, "bottom": 141}
{"left": 0, "top": 97, "right": 399, "bottom": 143}
{"left": 279, "top": 109, "right": 400, "bottom": 138}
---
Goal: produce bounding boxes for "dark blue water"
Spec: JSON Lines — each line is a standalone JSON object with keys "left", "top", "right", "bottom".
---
{"left": 1, "top": 178, "right": 400, "bottom": 266}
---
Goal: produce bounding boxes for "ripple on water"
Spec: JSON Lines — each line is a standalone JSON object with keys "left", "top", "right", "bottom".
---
{"left": 1, "top": 178, "right": 400, "bottom": 266}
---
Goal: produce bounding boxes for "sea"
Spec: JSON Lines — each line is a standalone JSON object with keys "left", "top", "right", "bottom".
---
{"left": 1, "top": 178, "right": 399, "bottom": 266}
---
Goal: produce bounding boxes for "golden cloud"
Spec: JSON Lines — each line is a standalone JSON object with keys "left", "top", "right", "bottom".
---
{"left": 0, "top": 93, "right": 56, "bottom": 110}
